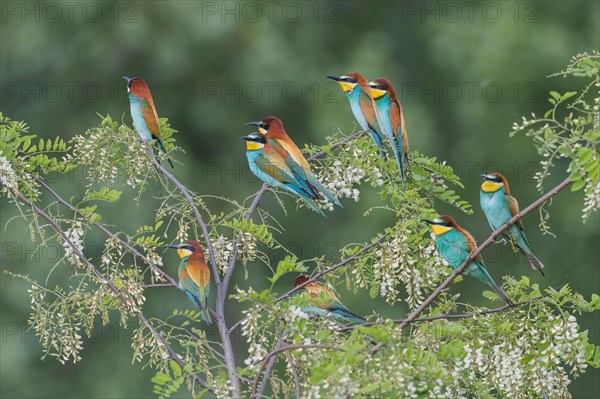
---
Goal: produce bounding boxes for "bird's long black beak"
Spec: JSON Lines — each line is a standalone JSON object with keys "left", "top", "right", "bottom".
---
{"left": 122, "top": 76, "right": 132, "bottom": 83}
{"left": 420, "top": 219, "right": 435, "bottom": 225}
{"left": 166, "top": 244, "right": 180, "bottom": 249}
{"left": 326, "top": 75, "right": 342, "bottom": 81}
{"left": 240, "top": 135, "right": 252, "bottom": 141}
{"left": 245, "top": 121, "right": 261, "bottom": 127}
{"left": 481, "top": 174, "right": 492, "bottom": 180}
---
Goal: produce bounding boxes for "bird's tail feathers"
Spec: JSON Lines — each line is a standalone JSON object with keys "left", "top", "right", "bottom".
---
{"left": 308, "top": 176, "right": 343, "bottom": 208}
{"left": 521, "top": 247, "right": 545, "bottom": 276}
{"left": 196, "top": 298, "right": 212, "bottom": 325}
{"left": 155, "top": 138, "right": 174, "bottom": 168}
{"left": 201, "top": 307, "right": 212, "bottom": 325}
{"left": 331, "top": 307, "right": 366, "bottom": 325}
{"left": 282, "top": 184, "right": 326, "bottom": 216}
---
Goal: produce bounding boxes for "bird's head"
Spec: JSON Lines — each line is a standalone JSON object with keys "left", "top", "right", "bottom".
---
{"left": 123, "top": 76, "right": 149, "bottom": 97}
{"left": 420, "top": 215, "right": 457, "bottom": 236}
{"left": 327, "top": 72, "right": 364, "bottom": 93}
{"left": 369, "top": 77, "right": 398, "bottom": 101}
{"left": 481, "top": 172, "right": 507, "bottom": 193}
{"left": 166, "top": 240, "right": 203, "bottom": 261}
{"left": 245, "top": 116, "right": 283, "bottom": 136}
{"left": 294, "top": 274, "right": 310, "bottom": 288}
{"left": 241, "top": 132, "right": 267, "bottom": 151}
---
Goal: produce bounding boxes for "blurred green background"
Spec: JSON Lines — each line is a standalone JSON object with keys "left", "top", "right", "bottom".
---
{"left": 1, "top": 1, "right": 598, "bottom": 397}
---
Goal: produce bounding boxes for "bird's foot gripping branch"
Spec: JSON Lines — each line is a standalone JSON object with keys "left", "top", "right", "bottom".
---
{"left": 1, "top": 53, "right": 599, "bottom": 398}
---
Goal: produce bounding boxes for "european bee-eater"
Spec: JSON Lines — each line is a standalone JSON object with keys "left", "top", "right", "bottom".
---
{"left": 241, "top": 132, "right": 325, "bottom": 216}
{"left": 369, "top": 78, "right": 411, "bottom": 186}
{"left": 421, "top": 216, "right": 514, "bottom": 305}
{"left": 167, "top": 240, "right": 211, "bottom": 324}
{"left": 327, "top": 73, "right": 386, "bottom": 157}
{"left": 480, "top": 173, "right": 545, "bottom": 276}
{"left": 245, "top": 117, "right": 342, "bottom": 208}
{"left": 123, "top": 76, "right": 174, "bottom": 168}
{"left": 293, "top": 275, "right": 365, "bottom": 325}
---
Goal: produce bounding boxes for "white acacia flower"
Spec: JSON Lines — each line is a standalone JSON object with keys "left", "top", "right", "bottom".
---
{"left": 0, "top": 152, "right": 17, "bottom": 194}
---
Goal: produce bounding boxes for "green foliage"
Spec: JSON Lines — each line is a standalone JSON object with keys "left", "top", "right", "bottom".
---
{"left": 511, "top": 51, "right": 600, "bottom": 223}
{"left": 1, "top": 54, "right": 598, "bottom": 398}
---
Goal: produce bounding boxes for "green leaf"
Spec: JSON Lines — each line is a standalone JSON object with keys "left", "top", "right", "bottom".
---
{"left": 151, "top": 372, "right": 171, "bottom": 385}
{"left": 169, "top": 360, "right": 182, "bottom": 377}
{"left": 571, "top": 179, "right": 586, "bottom": 192}
{"left": 560, "top": 91, "right": 577, "bottom": 101}
{"left": 369, "top": 284, "right": 380, "bottom": 299}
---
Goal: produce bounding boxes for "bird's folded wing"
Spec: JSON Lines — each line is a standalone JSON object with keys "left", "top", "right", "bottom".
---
{"left": 505, "top": 194, "right": 525, "bottom": 231}
{"left": 358, "top": 90, "right": 384, "bottom": 138}
{"left": 140, "top": 98, "right": 160, "bottom": 138}
{"left": 390, "top": 100, "right": 409, "bottom": 153}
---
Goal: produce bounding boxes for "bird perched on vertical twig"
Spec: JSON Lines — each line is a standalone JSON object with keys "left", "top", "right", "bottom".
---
{"left": 167, "top": 240, "right": 211, "bottom": 324}
{"left": 245, "top": 117, "right": 342, "bottom": 208}
{"left": 293, "top": 275, "right": 366, "bottom": 325}
{"left": 241, "top": 132, "right": 325, "bottom": 215}
{"left": 421, "top": 215, "right": 514, "bottom": 305}
{"left": 123, "top": 76, "right": 174, "bottom": 168}
{"left": 480, "top": 173, "right": 545, "bottom": 276}
{"left": 369, "top": 78, "right": 411, "bottom": 186}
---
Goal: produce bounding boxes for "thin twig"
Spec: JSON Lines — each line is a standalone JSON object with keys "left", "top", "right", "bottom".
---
{"left": 9, "top": 188, "right": 213, "bottom": 393}
{"left": 306, "top": 130, "right": 367, "bottom": 162}
{"left": 255, "top": 336, "right": 285, "bottom": 399}
{"left": 252, "top": 344, "right": 344, "bottom": 399}
{"left": 35, "top": 176, "right": 178, "bottom": 287}
{"left": 148, "top": 148, "right": 220, "bottom": 285}
{"left": 221, "top": 185, "right": 268, "bottom": 310}
{"left": 284, "top": 351, "right": 301, "bottom": 399}
{"left": 398, "top": 177, "right": 571, "bottom": 330}
{"left": 338, "top": 296, "right": 543, "bottom": 332}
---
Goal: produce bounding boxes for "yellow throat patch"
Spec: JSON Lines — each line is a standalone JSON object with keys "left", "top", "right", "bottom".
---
{"left": 481, "top": 181, "right": 503, "bottom": 193}
{"left": 339, "top": 81, "right": 357, "bottom": 93}
{"left": 246, "top": 141, "right": 264, "bottom": 151}
{"left": 258, "top": 127, "right": 268, "bottom": 135}
{"left": 177, "top": 248, "right": 193, "bottom": 259}
{"left": 431, "top": 225, "right": 452, "bottom": 236}
{"left": 370, "top": 88, "right": 387, "bottom": 99}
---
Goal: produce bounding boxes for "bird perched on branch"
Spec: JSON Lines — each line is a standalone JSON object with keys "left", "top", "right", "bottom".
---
{"left": 245, "top": 117, "right": 342, "bottom": 209}
{"left": 167, "top": 240, "right": 211, "bottom": 324}
{"left": 421, "top": 215, "right": 514, "bottom": 305}
{"left": 241, "top": 132, "right": 325, "bottom": 215}
{"left": 480, "top": 173, "right": 545, "bottom": 276}
{"left": 293, "top": 275, "right": 365, "bottom": 325}
{"left": 123, "top": 76, "right": 174, "bottom": 168}
{"left": 327, "top": 72, "right": 386, "bottom": 158}
{"left": 369, "top": 78, "right": 411, "bottom": 186}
